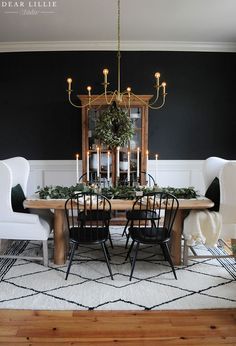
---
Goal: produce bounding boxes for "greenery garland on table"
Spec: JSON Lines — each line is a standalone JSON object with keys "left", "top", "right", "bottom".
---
{"left": 160, "top": 186, "right": 198, "bottom": 199}
{"left": 36, "top": 184, "right": 198, "bottom": 200}
{"left": 94, "top": 102, "right": 134, "bottom": 148}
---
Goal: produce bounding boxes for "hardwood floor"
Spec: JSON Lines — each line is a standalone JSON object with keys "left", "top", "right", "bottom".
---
{"left": 0, "top": 309, "right": 236, "bottom": 345}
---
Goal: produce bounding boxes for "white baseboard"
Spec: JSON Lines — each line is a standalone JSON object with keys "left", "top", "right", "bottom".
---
{"left": 28, "top": 160, "right": 205, "bottom": 197}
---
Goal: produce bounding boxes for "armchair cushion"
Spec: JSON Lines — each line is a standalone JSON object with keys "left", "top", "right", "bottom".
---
{"left": 11, "top": 184, "right": 29, "bottom": 213}
{"left": 205, "top": 177, "right": 220, "bottom": 212}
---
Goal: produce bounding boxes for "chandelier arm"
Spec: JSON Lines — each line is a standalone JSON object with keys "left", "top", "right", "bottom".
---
{"left": 148, "top": 95, "right": 167, "bottom": 110}
{"left": 68, "top": 92, "right": 113, "bottom": 109}
{"left": 148, "top": 88, "right": 161, "bottom": 106}
{"left": 129, "top": 92, "right": 167, "bottom": 110}
{"left": 68, "top": 93, "right": 85, "bottom": 109}
{"left": 88, "top": 92, "right": 107, "bottom": 105}
{"left": 104, "top": 90, "right": 118, "bottom": 105}
{"left": 128, "top": 93, "right": 152, "bottom": 106}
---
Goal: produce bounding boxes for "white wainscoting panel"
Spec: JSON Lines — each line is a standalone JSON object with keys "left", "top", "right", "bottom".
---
{"left": 28, "top": 160, "right": 205, "bottom": 197}
{"left": 28, "top": 160, "right": 83, "bottom": 196}
{"left": 148, "top": 160, "right": 205, "bottom": 194}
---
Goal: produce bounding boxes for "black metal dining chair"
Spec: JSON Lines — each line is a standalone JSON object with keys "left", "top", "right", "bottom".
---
{"left": 122, "top": 197, "right": 160, "bottom": 249}
{"left": 125, "top": 192, "right": 179, "bottom": 281}
{"left": 122, "top": 172, "right": 156, "bottom": 246}
{"left": 64, "top": 191, "right": 113, "bottom": 280}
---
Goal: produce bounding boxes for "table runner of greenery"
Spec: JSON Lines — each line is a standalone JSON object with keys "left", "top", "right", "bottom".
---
{"left": 36, "top": 184, "right": 198, "bottom": 200}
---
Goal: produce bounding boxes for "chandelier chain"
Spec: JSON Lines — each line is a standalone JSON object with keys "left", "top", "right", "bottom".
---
{"left": 117, "top": 0, "right": 121, "bottom": 96}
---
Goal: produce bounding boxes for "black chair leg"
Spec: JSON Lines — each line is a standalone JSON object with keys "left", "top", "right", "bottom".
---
{"left": 108, "top": 232, "right": 114, "bottom": 249}
{"left": 162, "top": 242, "right": 177, "bottom": 280}
{"left": 160, "top": 243, "right": 168, "bottom": 261}
{"left": 65, "top": 242, "right": 77, "bottom": 280}
{"left": 104, "top": 242, "right": 111, "bottom": 260}
{"left": 129, "top": 242, "right": 140, "bottom": 281}
{"left": 125, "top": 239, "right": 135, "bottom": 261}
{"left": 125, "top": 232, "right": 130, "bottom": 249}
{"left": 122, "top": 219, "right": 129, "bottom": 237}
{"left": 101, "top": 242, "right": 113, "bottom": 280}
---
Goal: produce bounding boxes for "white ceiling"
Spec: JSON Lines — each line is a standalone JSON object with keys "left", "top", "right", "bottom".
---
{"left": 0, "top": 0, "right": 236, "bottom": 52}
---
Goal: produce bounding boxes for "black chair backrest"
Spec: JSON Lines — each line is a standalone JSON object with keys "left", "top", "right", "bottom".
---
{"left": 65, "top": 192, "right": 111, "bottom": 231}
{"left": 79, "top": 173, "right": 109, "bottom": 188}
{"left": 140, "top": 171, "right": 156, "bottom": 186}
{"left": 119, "top": 171, "right": 156, "bottom": 187}
{"left": 131, "top": 192, "right": 179, "bottom": 236}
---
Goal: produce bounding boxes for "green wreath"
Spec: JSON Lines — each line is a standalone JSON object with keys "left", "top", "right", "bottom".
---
{"left": 94, "top": 103, "right": 134, "bottom": 148}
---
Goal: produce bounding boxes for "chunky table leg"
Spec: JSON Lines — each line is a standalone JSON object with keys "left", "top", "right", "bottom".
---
{"left": 170, "top": 209, "right": 185, "bottom": 265}
{"left": 53, "top": 209, "right": 66, "bottom": 265}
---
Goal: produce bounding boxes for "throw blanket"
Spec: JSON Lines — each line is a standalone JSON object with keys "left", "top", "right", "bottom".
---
{"left": 183, "top": 210, "right": 222, "bottom": 247}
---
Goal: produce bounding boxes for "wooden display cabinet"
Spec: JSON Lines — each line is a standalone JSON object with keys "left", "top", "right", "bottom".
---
{"left": 79, "top": 95, "right": 152, "bottom": 186}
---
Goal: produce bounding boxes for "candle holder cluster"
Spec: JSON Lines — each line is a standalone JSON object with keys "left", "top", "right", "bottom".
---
{"left": 78, "top": 147, "right": 159, "bottom": 188}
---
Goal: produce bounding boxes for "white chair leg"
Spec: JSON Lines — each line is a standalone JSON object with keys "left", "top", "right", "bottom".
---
{"left": 42, "top": 240, "right": 48, "bottom": 266}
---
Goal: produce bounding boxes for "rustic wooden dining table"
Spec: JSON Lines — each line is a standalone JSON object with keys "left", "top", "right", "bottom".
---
{"left": 24, "top": 197, "right": 214, "bottom": 266}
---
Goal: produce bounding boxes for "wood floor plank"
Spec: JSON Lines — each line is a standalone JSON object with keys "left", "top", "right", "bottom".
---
{"left": 0, "top": 309, "right": 236, "bottom": 345}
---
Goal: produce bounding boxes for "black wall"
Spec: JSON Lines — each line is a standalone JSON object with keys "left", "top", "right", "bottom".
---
{"left": 0, "top": 51, "right": 235, "bottom": 160}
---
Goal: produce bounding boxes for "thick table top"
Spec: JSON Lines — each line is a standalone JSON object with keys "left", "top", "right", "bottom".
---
{"left": 25, "top": 197, "right": 214, "bottom": 211}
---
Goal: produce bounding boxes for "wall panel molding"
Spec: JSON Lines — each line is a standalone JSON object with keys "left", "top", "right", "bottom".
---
{"left": 28, "top": 159, "right": 205, "bottom": 197}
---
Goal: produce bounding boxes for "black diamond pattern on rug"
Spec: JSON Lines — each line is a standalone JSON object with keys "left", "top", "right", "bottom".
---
{"left": 0, "top": 227, "right": 235, "bottom": 310}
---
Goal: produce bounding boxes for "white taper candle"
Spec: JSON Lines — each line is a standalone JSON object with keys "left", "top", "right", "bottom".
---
{"left": 87, "top": 151, "right": 90, "bottom": 182}
{"left": 76, "top": 153, "right": 79, "bottom": 184}
{"left": 107, "top": 151, "right": 110, "bottom": 181}
{"left": 96, "top": 146, "right": 100, "bottom": 178}
{"left": 127, "top": 151, "right": 130, "bottom": 183}
{"left": 155, "top": 153, "right": 158, "bottom": 183}
{"left": 116, "top": 147, "right": 120, "bottom": 178}
{"left": 137, "top": 147, "right": 140, "bottom": 179}
{"left": 146, "top": 150, "right": 149, "bottom": 183}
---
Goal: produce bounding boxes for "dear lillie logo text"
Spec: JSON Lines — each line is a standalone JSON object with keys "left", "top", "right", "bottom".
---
{"left": 1, "top": 1, "right": 57, "bottom": 15}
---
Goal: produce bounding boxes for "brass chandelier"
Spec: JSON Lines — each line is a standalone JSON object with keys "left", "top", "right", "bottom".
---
{"left": 67, "top": 0, "right": 167, "bottom": 110}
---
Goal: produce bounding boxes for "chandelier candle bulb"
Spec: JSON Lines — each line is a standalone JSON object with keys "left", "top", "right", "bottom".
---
{"left": 137, "top": 147, "right": 140, "bottom": 178}
{"left": 76, "top": 153, "right": 79, "bottom": 184}
{"left": 116, "top": 147, "right": 120, "bottom": 178}
{"left": 67, "top": 78, "right": 72, "bottom": 91}
{"left": 87, "top": 86, "right": 92, "bottom": 97}
{"left": 146, "top": 150, "right": 149, "bottom": 183}
{"left": 103, "top": 69, "right": 109, "bottom": 84}
{"left": 127, "top": 151, "right": 130, "bottom": 183}
{"left": 87, "top": 151, "right": 90, "bottom": 182}
{"left": 154, "top": 72, "right": 160, "bottom": 86}
{"left": 107, "top": 151, "right": 110, "bottom": 181}
{"left": 96, "top": 147, "right": 100, "bottom": 178}
{"left": 162, "top": 82, "right": 166, "bottom": 94}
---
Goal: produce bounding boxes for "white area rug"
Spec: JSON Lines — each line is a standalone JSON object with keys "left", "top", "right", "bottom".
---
{"left": 0, "top": 227, "right": 236, "bottom": 310}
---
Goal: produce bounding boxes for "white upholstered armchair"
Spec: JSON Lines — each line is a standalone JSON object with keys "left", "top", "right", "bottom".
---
{"left": 183, "top": 156, "right": 236, "bottom": 264}
{"left": 0, "top": 157, "right": 51, "bottom": 266}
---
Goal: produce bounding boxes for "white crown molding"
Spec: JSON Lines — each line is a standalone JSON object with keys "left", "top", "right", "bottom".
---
{"left": 1, "top": 40, "right": 236, "bottom": 53}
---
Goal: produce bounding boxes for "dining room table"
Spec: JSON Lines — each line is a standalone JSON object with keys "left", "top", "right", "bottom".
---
{"left": 24, "top": 197, "right": 214, "bottom": 266}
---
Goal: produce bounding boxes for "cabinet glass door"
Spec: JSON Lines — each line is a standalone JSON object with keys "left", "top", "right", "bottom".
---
{"left": 80, "top": 95, "right": 150, "bottom": 186}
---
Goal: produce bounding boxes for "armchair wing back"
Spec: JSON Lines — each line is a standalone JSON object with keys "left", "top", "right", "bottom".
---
{"left": 3, "top": 156, "right": 29, "bottom": 196}
{"left": 203, "top": 156, "right": 228, "bottom": 191}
